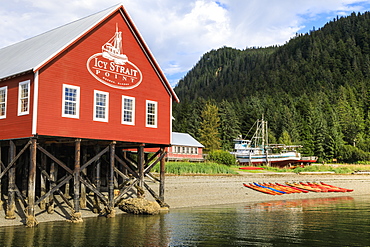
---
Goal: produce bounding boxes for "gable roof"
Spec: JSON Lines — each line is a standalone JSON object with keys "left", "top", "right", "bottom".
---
{"left": 172, "top": 132, "right": 204, "bottom": 147}
{"left": 0, "top": 4, "right": 179, "bottom": 102}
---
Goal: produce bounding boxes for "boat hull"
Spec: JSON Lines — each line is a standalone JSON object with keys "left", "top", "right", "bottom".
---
{"left": 236, "top": 155, "right": 301, "bottom": 166}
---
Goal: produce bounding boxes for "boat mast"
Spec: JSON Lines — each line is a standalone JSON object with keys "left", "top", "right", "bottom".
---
{"left": 264, "top": 118, "right": 270, "bottom": 166}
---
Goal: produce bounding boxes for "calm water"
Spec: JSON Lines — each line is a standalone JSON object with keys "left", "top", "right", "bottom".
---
{"left": 1, "top": 195, "right": 370, "bottom": 246}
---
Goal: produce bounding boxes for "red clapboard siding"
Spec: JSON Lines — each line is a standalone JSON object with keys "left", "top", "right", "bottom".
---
{"left": 0, "top": 73, "right": 34, "bottom": 140}
{"left": 35, "top": 12, "right": 172, "bottom": 144}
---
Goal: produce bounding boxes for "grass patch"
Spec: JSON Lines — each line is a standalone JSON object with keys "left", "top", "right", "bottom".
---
{"left": 292, "top": 165, "right": 353, "bottom": 174}
{"left": 262, "top": 164, "right": 370, "bottom": 174}
{"left": 153, "top": 162, "right": 238, "bottom": 175}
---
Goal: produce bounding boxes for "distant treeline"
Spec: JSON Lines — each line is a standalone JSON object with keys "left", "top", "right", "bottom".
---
{"left": 173, "top": 12, "right": 370, "bottom": 163}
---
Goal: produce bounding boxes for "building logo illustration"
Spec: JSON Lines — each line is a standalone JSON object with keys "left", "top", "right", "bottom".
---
{"left": 87, "top": 25, "right": 143, "bottom": 89}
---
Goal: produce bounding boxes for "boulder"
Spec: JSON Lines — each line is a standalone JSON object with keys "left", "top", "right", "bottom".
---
{"left": 119, "top": 198, "right": 161, "bottom": 215}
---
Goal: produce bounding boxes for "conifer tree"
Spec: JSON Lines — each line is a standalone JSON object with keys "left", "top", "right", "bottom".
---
{"left": 218, "top": 100, "right": 241, "bottom": 150}
{"left": 198, "top": 102, "right": 221, "bottom": 152}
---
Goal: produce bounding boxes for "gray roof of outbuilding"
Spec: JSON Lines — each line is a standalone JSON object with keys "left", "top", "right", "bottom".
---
{"left": 172, "top": 132, "right": 204, "bottom": 147}
{"left": 0, "top": 5, "right": 120, "bottom": 80}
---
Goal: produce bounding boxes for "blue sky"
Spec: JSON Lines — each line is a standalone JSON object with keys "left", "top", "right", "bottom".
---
{"left": 1, "top": 0, "right": 370, "bottom": 87}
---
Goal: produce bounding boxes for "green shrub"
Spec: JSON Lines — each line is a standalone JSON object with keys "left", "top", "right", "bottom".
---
{"left": 207, "top": 150, "right": 236, "bottom": 166}
{"left": 339, "top": 145, "right": 370, "bottom": 163}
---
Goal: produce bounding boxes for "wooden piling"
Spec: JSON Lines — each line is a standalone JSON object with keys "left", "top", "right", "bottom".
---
{"left": 39, "top": 153, "right": 47, "bottom": 210}
{"left": 107, "top": 141, "right": 116, "bottom": 217}
{"left": 26, "top": 138, "right": 38, "bottom": 227}
{"left": 6, "top": 140, "right": 16, "bottom": 219}
{"left": 80, "top": 146, "right": 87, "bottom": 209}
{"left": 159, "top": 148, "right": 165, "bottom": 202}
{"left": 71, "top": 139, "right": 82, "bottom": 223}
{"left": 93, "top": 145, "right": 101, "bottom": 214}
{"left": 137, "top": 145, "right": 145, "bottom": 198}
{"left": 47, "top": 161, "right": 56, "bottom": 214}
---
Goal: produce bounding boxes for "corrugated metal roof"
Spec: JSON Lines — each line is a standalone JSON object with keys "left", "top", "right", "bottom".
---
{"left": 172, "top": 132, "right": 204, "bottom": 147}
{"left": 0, "top": 5, "right": 120, "bottom": 80}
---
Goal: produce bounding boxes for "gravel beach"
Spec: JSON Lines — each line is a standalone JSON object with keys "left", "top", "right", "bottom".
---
{"left": 163, "top": 172, "right": 370, "bottom": 208}
{"left": 0, "top": 172, "right": 368, "bottom": 227}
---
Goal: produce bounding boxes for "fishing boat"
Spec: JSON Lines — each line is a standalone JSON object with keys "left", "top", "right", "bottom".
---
{"left": 102, "top": 25, "right": 128, "bottom": 65}
{"left": 231, "top": 118, "right": 317, "bottom": 167}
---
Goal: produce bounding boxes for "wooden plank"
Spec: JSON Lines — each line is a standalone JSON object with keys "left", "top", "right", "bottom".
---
{"left": 79, "top": 176, "right": 108, "bottom": 206}
{"left": 80, "top": 146, "right": 109, "bottom": 171}
{"left": 37, "top": 145, "right": 73, "bottom": 174}
{"left": 0, "top": 160, "right": 27, "bottom": 208}
{"left": 0, "top": 140, "right": 31, "bottom": 179}
{"left": 114, "top": 166, "right": 129, "bottom": 179}
{"left": 143, "top": 149, "right": 161, "bottom": 167}
{"left": 114, "top": 154, "right": 139, "bottom": 178}
{"left": 143, "top": 182, "right": 169, "bottom": 208}
{"left": 35, "top": 175, "right": 72, "bottom": 205}
{"left": 144, "top": 150, "right": 166, "bottom": 174}
{"left": 114, "top": 179, "right": 138, "bottom": 206}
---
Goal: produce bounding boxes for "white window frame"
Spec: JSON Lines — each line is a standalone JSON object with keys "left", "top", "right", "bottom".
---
{"left": 62, "top": 84, "right": 80, "bottom": 119}
{"left": 93, "top": 90, "right": 109, "bottom": 122}
{"left": 122, "top": 95, "right": 135, "bottom": 125}
{"left": 0, "top": 86, "right": 7, "bottom": 119}
{"left": 146, "top": 100, "right": 157, "bottom": 128}
{"left": 18, "top": 80, "right": 30, "bottom": 116}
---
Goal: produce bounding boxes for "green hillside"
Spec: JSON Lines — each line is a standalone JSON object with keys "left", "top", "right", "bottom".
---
{"left": 173, "top": 12, "right": 370, "bottom": 163}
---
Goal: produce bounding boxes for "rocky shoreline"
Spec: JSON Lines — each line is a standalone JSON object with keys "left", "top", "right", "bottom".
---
{"left": 0, "top": 172, "right": 368, "bottom": 227}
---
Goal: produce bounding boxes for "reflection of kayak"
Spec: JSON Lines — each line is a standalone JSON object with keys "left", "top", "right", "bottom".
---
{"left": 239, "top": 167, "right": 264, "bottom": 170}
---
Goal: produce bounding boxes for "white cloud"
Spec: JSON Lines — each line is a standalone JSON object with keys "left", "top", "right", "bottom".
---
{"left": 1, "top": 0, "right": 370, "bottom": 86}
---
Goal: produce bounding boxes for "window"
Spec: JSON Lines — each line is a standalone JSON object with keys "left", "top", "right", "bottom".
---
{"left": 122, "top": 96, "right": 135, "bottom": 125}
{"left": 0, "top": 86, "right": 7, "bottom": 119}
{"left": 146, "top": 100, "right": 157, "bottom": 128}
{"left": 18, "top": 80, "right": 30, "bottom": 115}
{"left": 94, "top": 90, "right": 109, "bottom": 122}
{"left": 62, "top": 84, "right": 80, "bottom": 118}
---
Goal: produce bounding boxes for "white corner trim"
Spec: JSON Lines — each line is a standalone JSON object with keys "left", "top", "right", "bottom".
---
{"left": 32, "top": 71, "right": 39, "bottom": 135}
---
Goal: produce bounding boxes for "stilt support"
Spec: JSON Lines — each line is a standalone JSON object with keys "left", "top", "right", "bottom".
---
{"left": 5, "top": 140, "right": 16, "bottom": 220}
{"left": 26, "top": 138, "right": 38, "bottom": 227}
{"left": 72, "top": 139, "right": 82, "bottom": 223}
{"left": 106, "top": 141, "right": 116, "bottom": 218}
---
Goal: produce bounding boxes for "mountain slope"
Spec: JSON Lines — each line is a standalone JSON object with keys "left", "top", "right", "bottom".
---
{"left": 173, "top": 12, "right": 370, "bottom": 163}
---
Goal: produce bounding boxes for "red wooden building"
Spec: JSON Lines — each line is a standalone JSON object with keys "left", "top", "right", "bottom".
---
{"left": 0, "top": 4, "right": 179, "bottom": 226}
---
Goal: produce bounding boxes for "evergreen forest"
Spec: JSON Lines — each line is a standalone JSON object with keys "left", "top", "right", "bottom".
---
{"left": 172, "top": 12, "right": 370, "bottom": 163}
